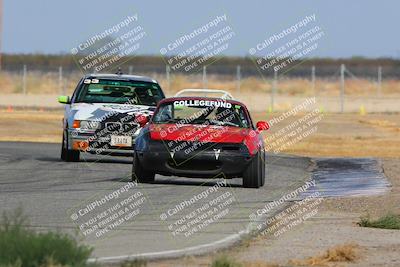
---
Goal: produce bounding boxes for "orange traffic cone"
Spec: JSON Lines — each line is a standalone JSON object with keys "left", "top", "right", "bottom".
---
{"left": 6, "top": 105, "right": 13, "bottom": 112}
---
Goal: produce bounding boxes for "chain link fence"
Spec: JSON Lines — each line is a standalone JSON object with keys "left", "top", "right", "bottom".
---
{"left": 1, "top": 61, "right": 399, "bottom": 113}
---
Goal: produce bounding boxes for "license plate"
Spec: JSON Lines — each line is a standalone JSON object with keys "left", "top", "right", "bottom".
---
{"left": 110, "top": 135, "right": 132, "bottom": 147}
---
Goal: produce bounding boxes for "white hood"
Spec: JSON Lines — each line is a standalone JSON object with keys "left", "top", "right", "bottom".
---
{"left": 70, "top": 103, "right": 155, "bottom": 121}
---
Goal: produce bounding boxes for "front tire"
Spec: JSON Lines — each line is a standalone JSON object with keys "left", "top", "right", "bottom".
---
{"left": 242, "top": 151, "right": 263, "bottom": 188}
{"left": 260, "top": 150, "right": 266, "bottom": 187}
{"left": 132, "top": 152, "right": 155, "bottom": 183}
{"left": 61, "top": 131, "right": 80, "bottom": 162}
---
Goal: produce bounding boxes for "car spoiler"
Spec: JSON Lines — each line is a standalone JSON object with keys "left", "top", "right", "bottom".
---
{"left": 174, "top": 89, "right": 234, "bottom": 100}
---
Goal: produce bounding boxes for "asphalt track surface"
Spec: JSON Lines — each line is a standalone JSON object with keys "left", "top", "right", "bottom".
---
{"left": 0, "top": 142, "right": 389, "bottom": 262}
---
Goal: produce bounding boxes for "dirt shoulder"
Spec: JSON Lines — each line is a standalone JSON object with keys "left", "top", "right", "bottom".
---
{"left": 145, "top": 158, "right": 399, "bottom": 267}
{"left": 144, "top": 111, "right": 400, "bottom": 267}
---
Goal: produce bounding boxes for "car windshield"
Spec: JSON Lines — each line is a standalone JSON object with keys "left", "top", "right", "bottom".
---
{"left": 152, "top": 99, "right": 251, "bottom": 128}
{"left": 75, "top": 79, "right": 164, "bottom": 106}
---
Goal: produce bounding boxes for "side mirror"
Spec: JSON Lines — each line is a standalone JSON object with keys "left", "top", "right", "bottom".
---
{"left": 256, "top": 121, "right": 269, "bottom": 131}
{"left": 58, "top": 96, "right": 70, "bottom": 104}
{"left": 136, "top": 115, "right": 149, "bottom": 127}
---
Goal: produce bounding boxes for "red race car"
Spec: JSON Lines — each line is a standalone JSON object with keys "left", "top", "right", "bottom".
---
{"left": 132, "top": 90, "right": 269, "bottom": 188}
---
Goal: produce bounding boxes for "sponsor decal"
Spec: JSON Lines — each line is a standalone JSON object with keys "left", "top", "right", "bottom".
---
{"left": 173, "top": 100, "right": 232, "bottom": 108}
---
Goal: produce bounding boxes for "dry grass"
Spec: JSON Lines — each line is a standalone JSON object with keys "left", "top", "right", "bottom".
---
{"left": 1, "top": 72, "right": 400, "bottom": 96}
{"left": 0, "top": 111, "right": 62, "bottom": 143}
{"left": 288, "top": 243, "right": 359, "bottom": 266}
{"left": 0, "top": 72, "right": 81, "bottom": 94}
{"left": 359, "top": 119, "right": 400, "bottom": 133}
{"left": 208, "top": 244, "right": 358, "bottom": 267}
{"left": 254, "top": 113, "right": 400, "bottom": 158}
{"left": 0, "top": 111, "right": 399, "bottom": 158}
{"left": 159, "top": 75, "right": 400, "bottom": 97}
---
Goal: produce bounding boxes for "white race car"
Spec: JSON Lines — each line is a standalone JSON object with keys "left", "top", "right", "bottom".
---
{"left": 58, "top": 73, "right": 165, "bottom": 161}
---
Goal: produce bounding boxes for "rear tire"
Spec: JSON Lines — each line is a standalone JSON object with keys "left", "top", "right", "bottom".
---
{"left": 260, "top": 150, "right": 266, "bottom": 187}
{"left": 61, "top": 131, "right": 80, "bottom": 162}
{"left": 132, "top": 152, "right": 155, "bottom": 183}
{"left": 242, "top": 151, "right": 262, "bottom": 188}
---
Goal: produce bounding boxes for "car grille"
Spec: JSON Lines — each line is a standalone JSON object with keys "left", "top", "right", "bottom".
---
{"left": 104, "top": 122, "right": 139, "bottom": 134}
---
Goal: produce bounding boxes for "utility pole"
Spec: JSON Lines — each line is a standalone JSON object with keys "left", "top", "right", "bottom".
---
{"left": 271, "top": 69, "right": 277, "bottom": 112}
{"left": 377, "top": 66, "right": 382, "bottom": 97}
{"left": 202, "top": 66, "right": 207, "bottom": 88}
{"left": 58, "top": 66, "right": 63, "bottom": 94}
{"left": 340, "top": 64, "right": 345, "bottom": 113}
{"left": 63, "top": 77, "right": 67, "bottom": 95}
{"left": 166, "top": 65, "right": 170, "bottom": 93}
{"left": 22, "top": 65, "right": 27, "bottom": 94}
{"left": 236, "top": 65, "right": 241, "bottom": 94}
{"left": 311, "top": 65, "right": 315, "bottom": 94}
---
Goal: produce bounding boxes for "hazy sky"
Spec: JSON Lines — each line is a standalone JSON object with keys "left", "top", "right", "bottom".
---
{"left": 4, "top": 0, "right": 398, "bottom": 58}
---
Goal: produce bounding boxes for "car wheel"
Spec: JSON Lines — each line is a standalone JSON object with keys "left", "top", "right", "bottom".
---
{"left": 132, "top": 151, "right": 155, "bottom": 183}
{"left": 242, "top": 151, "right": 262, "bottom": 188}
{"left": 61, "top": 131, "right": 80, "bottom": 162}
{"left": 260, "top": 150, "right": 266, "bottom": 187}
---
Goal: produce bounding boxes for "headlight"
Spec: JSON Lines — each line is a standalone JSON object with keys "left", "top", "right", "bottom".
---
{"left": 73, "top": 120, "right": 101, "bottom": 130}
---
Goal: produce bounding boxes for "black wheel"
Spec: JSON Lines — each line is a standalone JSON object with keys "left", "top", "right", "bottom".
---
{"left": 242, "top": 151, "right": 262, "bottom": 188}
{"left": 132, "top": 151, "right": 155, "bottom": 183}
{"left": 61, "top": 131, "right": 80, "bottom": 162}
{"left": 260, "top": 150, "right": 266, "bottom": 187}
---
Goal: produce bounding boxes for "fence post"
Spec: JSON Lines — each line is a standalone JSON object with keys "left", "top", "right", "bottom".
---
{"left": 236, "top": 65, "right": 241, "bottom": 95}
{"left": 311, "top": 65, "right": 315, "bottom": 95}
{"left": 22, "top": 65, "right": 27, "bottom": 95}
{"left": 340, "top": 64, "right": 345, "bottom": 113}
{"left": 58, "top": 66, "right": 63, "bottom": 94}
{"left": 271, "top": 69, "right": 277, "bottom": 112}
{"left": 166, "top": 65, "right": 170, "bottom": 93}
{"left": 202, "top": 66, "right": 207, "bottom": 88}
{"left": 377, "top": 66, "right": 382, "bottom": 97}
{"left": 63, "top": 78, "right": 67, "bottom": 95}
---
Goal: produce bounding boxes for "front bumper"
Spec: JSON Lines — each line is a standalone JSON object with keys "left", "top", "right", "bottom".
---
{"left": 67, "top": 129, "right": 139, "bottom": 156}
{"left": 137, "top": 141, "right": 253, "bottom": 178}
